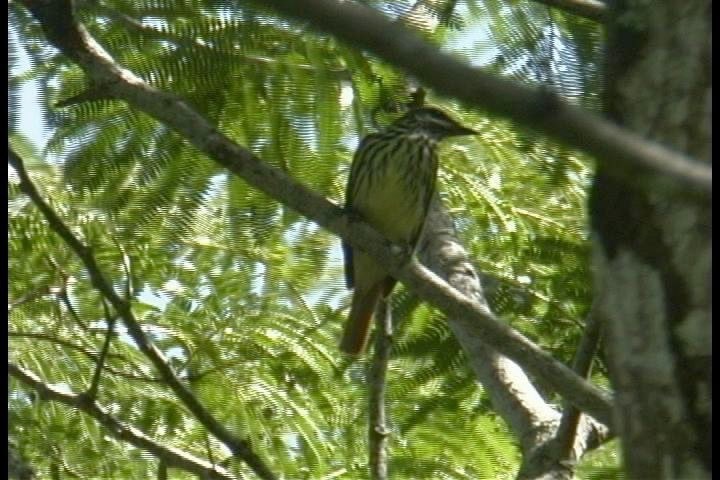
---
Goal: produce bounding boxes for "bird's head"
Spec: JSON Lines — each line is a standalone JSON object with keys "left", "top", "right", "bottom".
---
{"left": 392, "top": 107, "right": 476, "bottom": 140}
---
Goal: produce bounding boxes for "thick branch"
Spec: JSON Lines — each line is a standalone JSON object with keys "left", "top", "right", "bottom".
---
{"left": 8, "top": 147, "right": 277, "bottom": 480}
{"left": 8, "top": 363, "right": 236, "bottom": 480}
{"left": 419, "top": 199, "right": 557, "bottom": 450}
{"left": 18, "top": 0, "right": 613, "bottom": 427}
{"left": 258, "top": 0, "right": 710, "bottom": 196}
{"left": 419, "top": 199, "right": 611, "bottom": 467}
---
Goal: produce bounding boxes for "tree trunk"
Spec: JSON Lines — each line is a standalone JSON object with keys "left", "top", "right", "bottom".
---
{"left": 591, "top": 1, "right": 711, "bottom": 478}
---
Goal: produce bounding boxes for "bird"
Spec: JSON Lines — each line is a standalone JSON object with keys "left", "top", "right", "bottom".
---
{"left": 340, "top": 107, "right": 476, "bottom": 355}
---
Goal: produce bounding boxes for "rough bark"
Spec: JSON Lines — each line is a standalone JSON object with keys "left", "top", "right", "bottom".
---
{"left": 591, "top": 1, "right": 711, "bottom": 478}
{"left": 419, "top": 198, "right": 608, "bottom": 479}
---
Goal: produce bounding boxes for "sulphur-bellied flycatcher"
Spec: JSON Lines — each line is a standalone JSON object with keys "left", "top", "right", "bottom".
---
{"left": 340, "top": 107, "right": 476, "bottom": 354}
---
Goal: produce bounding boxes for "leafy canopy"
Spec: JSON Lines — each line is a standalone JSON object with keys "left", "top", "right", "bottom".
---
{"left": 9, "top": 0, "right": 618, "bottom": 478}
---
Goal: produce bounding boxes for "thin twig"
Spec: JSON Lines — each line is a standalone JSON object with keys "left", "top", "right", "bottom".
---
{"left": 8, "top": 286, "right": 51, "bottom": 312}
{"left": 57, "top": 288, "right": 88, "bottom": 330}
{"left": 77, "top": 0, "right": 350, "bottom": 79}
{"left": 85, "top": 299, "right": 116, "bottom": 399}
{"left": 9, "top": 330, "right": 175, "bottom": 383}
{"left": 10, "top": 331, "right": 117, "bottom": 360}
{"left": 46, "top": 255, "right": 91, "bottom": 331}
{"left": 9, "top": 363, "right": 236, "bottom": 480}
{"left": 16, "top": 0, "right": 614, "bottom": 426}
{"left": 555, "top": 303, "right": 604, "bottom": 458}
{"left": 112, "top": 236, "right": 134, "bottom": 300}
{"left": 8, "top": 147, "right": 277, "bottom": 480}
{"left": 205, "top": 433, "right": 217, "bottom": 471}
{"left": 368, "top": 299, "right": 392, "bottom": 480}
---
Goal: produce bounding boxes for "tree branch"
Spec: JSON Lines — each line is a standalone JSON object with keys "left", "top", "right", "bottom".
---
{"left": 85, "top": 301, "right": 116, "bottom": 399}
{"left": 17, "top": 0, "right": 613, "bottom": 427}
{"left": 9, "top": 330, "right": 168, "bottom": 383}
{"left": 8, "top": 285, "right": 51, "bottom": 312}
{"left": 8, "top": 363, "right": 236, "bottom": 480}
{"left": 419, "top": 198, "right": 611, "bottom": 470}
{"left": 419, "top": 198, "right": 556, "bottom": 450}
{"left": 516, "top": 303, "right": 609, "bottom": 478}
{"left": 529, "top": 0, "right": 608, "bottom": 22}
{"left": 257, "top": 0, "right": 710, "bottom": 196}
{"left": 77, "top": 0, "right": 350, "bottom": 79}
{"left": 555, "top": 303, "right": 604, "bottom": 458}
{"left": 8, "top": 147, "right": 277, "bottom": 480}
{"left": 368, "top": 300, "right": 392, "bottom": 480}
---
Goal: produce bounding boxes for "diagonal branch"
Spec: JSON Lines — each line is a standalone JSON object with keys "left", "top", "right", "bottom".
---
{"left": 555, "top": 302, "right": 605, "bottom": 458}
{"left": 419, "top": 197, "right": 611, "bottom": 469}
{"left": 8, "top": 362, "right": 236, "bottom": 480}
{"left": 419, "top": 197, "right": 558, "bottom": 450}
{"left": 257, "top": 0, "right": 710, "bottom": 196}
{"left": 529, "top": 0, "right": 608, "bottom": 22}
{"left": 9, "top": 330, "right": 251, "bottom": 384}
{"left": 85, "top": 300, "right": 116, "bottom": 399}
{"left": 9, "top": 330, "right": 168, "bottom": 383}
{"left": 8, "top": 148, "right": 277, "bottom": 480}
{"left": 17, "top": 0, "right": 613, "bottom": 427}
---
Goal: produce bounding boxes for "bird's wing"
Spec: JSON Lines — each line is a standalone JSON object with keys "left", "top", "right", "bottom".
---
{"left": 342, "top": 137, "right": 368, "bottom": 290}
{"left": 342, "top": 241, "right": 354, "bottom": 289}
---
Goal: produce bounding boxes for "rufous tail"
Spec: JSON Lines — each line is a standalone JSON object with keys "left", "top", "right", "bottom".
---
{"left": 340, "top": 284, "right": 383, "bottom": 355}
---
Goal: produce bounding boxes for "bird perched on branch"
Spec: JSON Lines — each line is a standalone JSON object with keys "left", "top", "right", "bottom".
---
{"left": 340, "top": 107, "right": 476, "bottom": 355}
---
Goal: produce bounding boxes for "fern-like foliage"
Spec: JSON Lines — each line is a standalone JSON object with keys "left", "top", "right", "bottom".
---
{"left": 9, "top": 0, "right": 620, "bottom": 478}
